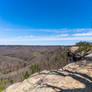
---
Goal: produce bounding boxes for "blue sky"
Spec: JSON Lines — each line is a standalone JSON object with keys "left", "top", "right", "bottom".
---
{"left": 0, "top": 0, "right": 92, "bottom": 45}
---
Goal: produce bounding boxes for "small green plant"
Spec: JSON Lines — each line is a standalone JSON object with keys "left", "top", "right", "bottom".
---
{"left": 30, "top": 64, "right": 40, "bottom": 74}
{"left": 10, "top": 80, "right": 14, "bottom": 84}
{"left": 24, "top": 63, "right": 27, "bottom": 67}
{"left": 0, "top": 86, "right": 6, "bottom": 92}
{"left": 24, "top": 71, "right": 30, "bottom": 80}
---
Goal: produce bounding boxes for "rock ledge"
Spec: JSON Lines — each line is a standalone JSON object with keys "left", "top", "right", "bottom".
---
{"left": 4, "top": 57, "right": 92, "bottom": 92}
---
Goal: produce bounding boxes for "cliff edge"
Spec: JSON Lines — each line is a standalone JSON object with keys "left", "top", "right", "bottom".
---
{"left": 3, "top": 53, "right": 92, "bottom": 92}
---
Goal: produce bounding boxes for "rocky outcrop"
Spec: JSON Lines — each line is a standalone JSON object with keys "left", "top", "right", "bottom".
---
{"left": 3, "top": 53, "right": 92, "bottom": 92}
{"left": 70, "top": 46, "right": 79, "bottom": 53}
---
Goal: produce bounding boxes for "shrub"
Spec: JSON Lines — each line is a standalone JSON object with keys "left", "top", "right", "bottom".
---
{"left": 75, "top": 41, "right": 91, "bottom": 56}
{"left": 24, "top": 63, "right": 27, "bottom": 67}
{"left": 23, "top": 71, "right": 30, "bottom": 80}
{"left": 76, "top": 41, "right": 90, "bottom": 46}
{"left": 0, "top": 86, "right": 6, "bottom": 92}
{"left": 10, "top": 80, "right": 14, "bottom": 84}
{"left": 30, "top": 64, "right": 40, "bottom": 74}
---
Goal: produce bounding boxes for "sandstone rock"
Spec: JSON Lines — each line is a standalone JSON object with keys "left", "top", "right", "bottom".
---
{"left": 70, "top": 46, "right": 79, "bottom": 53}
{"left": 4, "top": 55, "right": 92, "bottom": 92}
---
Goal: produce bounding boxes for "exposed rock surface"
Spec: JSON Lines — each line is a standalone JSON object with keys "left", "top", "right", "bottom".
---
{"left": 70, "top": 46, "right": 79, "bottom": 53}
{"left": 4, "top": 54, "right": 92, "bottom": 92}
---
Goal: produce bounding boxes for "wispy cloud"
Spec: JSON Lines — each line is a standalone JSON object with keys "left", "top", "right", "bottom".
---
{"left": 0, "top": 27, "right": 92, "bottom": 45}
{"left": 73, "top": 32, "right": 92, "bottom": 36}
{"left": 71, "top": 28, "right": 92, "bottom": 32}
{"left": 56, "top": 34, "right": 69, "bottom": 37}
{"left": 0, "top": 35, "right": 92, "bottom": 42}
{"left": 0, "top": 27, "right": 92, "bottom": 33}
{"left": 0, "top": 27, "right": 68, "bottom": 33}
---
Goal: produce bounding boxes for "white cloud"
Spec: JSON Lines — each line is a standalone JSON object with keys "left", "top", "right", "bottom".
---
{"left": 73, "top": 32, "right": 92, "bottom": 36}
{"left": 71, "top": 28, "right": 92, "bottom": 32}
{"left": 1, "top": 27, "right": 92, "bottom": 33}
{"left": 56, "top": 34, "right": 69, "bottom": 37}
{"left": 0, "top": 27, "right": 92, "bottom": 45}
{"left": 0, "top": 35, "right": 92, "bottom": 42}
{"left": 0, "top": 28, "right": 68, "bottom": 33}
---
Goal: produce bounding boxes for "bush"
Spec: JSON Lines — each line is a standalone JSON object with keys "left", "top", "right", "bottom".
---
{"left": 75, "top": 41, "right": 91, "bottom": 56}
{"left": 30, "top": 64, "right": 40, "bottom": 74}
{"left": 24, "top": 63, "right": 27, "bottom": 67}
{"left": 76, "top": 41, "right": 91, "bottom": 47}
{"left": 10, "top": 80, "right": 14, "bottom": 84}
{"left": 23, "top": 71, "right": 30, "bottom": 80}
{"left": 0, "top": 86, "right": 6, "bottom": 92}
